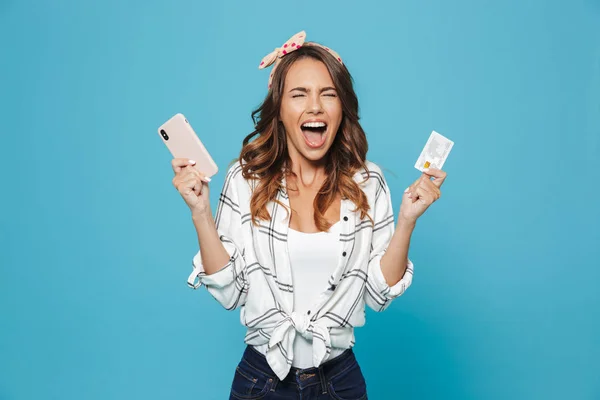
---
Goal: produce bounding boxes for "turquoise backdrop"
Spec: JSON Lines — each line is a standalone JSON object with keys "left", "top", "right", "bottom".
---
{"left": 1, "top": 0, "right": 598, "bottom": 399}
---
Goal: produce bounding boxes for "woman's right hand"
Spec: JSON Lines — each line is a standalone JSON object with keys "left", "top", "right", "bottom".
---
{"left": 171, "top": 158, "right": 212, "bottom": 217}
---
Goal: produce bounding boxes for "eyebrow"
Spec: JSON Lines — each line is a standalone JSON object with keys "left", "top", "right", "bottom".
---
{"left": 289, "top": 86, "right": 337, "bottom": 93}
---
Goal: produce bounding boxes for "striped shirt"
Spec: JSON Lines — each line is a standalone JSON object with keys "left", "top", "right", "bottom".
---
{"left": 187, "top": 160, "right": 414, "bottom": 380}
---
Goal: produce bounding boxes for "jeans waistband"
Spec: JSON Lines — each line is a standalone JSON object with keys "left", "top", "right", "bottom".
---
{"left": 242, "top": 345, "right": 356, "bottom": 384}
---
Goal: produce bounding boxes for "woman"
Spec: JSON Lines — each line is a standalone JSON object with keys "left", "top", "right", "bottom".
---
{"left": 171, "top": 31, "right": 446, "bottom": 399}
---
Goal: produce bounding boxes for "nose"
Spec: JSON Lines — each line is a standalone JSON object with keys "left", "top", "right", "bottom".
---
{"left": 307, "top": 92, "right": 323, "bottom": 114}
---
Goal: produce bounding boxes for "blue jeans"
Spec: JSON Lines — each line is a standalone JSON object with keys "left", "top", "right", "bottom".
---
{"left": 229, "top": 345, "right": 368, "bottom": 399}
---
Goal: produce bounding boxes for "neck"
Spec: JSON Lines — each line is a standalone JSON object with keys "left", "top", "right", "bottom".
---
{"left": 287, "top": 149, "right": 328, "bottom": 189}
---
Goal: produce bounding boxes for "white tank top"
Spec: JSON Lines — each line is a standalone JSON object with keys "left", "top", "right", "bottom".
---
{"left": 287, "top": 221, "right": 345, "bottom": 368}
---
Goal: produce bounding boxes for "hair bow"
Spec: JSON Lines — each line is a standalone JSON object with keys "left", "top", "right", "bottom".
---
{"left": 258, "top": 31, "right": 344, "bottom": 88}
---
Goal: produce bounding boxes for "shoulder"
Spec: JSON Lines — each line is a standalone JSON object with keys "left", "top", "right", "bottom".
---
{"left": 223, "top": 159, "right": 244, "bottom": 181}
{"left": 364, "top": 160, "right": 385, "bottom": 178}
{"left": 354, "top": 160, "right": 389, "bottom": 191}
{"left": 221, "top": 159, "right": 253, "bottom": 195}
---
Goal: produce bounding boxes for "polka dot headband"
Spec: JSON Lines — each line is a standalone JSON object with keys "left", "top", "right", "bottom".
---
{"left": 258, "top": 30, "right": 344, "bottom": 89}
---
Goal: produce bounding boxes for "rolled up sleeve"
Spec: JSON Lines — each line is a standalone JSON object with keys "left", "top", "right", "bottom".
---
{"left": 364, "top": 170, "right": 414, "bottom": 312}
{"left": 366, "top": 254, "right": 414, "bottom": 312}
{"left": 186, "top": 164, "right": 248, "bottom": 311}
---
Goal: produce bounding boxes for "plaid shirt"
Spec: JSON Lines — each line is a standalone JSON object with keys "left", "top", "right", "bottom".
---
{"left": 187, "top": 161, "right": 414, "bottom": 380}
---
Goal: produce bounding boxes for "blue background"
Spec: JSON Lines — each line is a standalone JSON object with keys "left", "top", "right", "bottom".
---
{"left": 1, "top": 0, "right": 599, "bottom": 399}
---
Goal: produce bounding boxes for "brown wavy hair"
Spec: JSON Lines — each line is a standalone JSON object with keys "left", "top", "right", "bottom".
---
{"left": 238, "top": 44, "right": 371, "bottom": 231}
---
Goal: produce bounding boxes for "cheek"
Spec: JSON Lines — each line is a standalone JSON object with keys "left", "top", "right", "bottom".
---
{"left": 326, "top": 102, "right": 343, "bottom": 125}
{"left": 281, "top": 102, "right": 303, "bottom": 124}
{"left": 279, "top": 106, "right": 295, "bottom": 130}
{"left": 326, "top": 98, "right": 342, "bottom": 114}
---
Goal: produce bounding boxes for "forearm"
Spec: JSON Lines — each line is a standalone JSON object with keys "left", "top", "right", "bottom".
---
{"left": 379, "top": 216, "right": 416, "bottom": 286}
{"left": 192, "top": 209, "right": 231, "bottom": 275}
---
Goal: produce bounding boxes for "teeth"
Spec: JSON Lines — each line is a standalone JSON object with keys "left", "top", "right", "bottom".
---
{"left": 302, "top": 122, "right": 327, "bottom": 128}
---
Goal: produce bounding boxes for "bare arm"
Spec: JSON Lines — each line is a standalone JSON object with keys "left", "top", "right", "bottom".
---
{"left": 379, "top": 167, "right": 447, "bottom": 286}
{"left": 171, "top": 157, "right": 231, "bottom": 275}
{"left": 379, "top": 217, "right": 416, "bottom": 286}
{"left": 192, "top": 210, "right": 231, "bottom": 275}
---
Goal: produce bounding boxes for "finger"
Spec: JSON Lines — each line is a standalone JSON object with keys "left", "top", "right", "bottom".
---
{"left": 173, "top": 167, "right": 194, "bottom": 188}
{"left": 419, "top": 178, "right": 441, "bottom": 200}
{"left": 182, "top": 166, "right": 212, "bottom": 184}
{"left": 179, "top": 167, "right": 212, "bottom": 185}
{"left": 404, "top": 178, "right": 420, "bottom": 200}
{"left": 179, "top": 176, "right": 200, "bottom": 194}
{"left": 193, "top": 178, "right": 203, "bottom": 196}
{"left": 411, "top": 186, "right": 427, "bottom": 203}
{"left": 182, "top": 175, "right": 200, "bottom": 196}
{"left": 422, "top": 168, "right": 447, "bottom": 188}
{"left": 177, "top": 180, "right": 190, "bottom": 195}
{"left": 189, "top": 175, "right": 208, "bottom": 196}
{"left": 407, "top": 180, "right": 436, "bottom": 199}
{"left": 172, "top": 158, "right": 196, "bottom": 174}
{"left": 422, "top": 179, "right": 441, "bottom": 199}
{"left": 172, "top": 169, "right": 191, "bottom": 188}
{"left": 197, "top": 172, "right": 211, "bottom": 184}
{"left": 412, "top": 186, "right": 435, "bottom": 204}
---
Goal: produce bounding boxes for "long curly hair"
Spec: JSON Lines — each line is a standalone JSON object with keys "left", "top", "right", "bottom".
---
{"left": 238, "top": 44, "right": 371, "bottom": 231}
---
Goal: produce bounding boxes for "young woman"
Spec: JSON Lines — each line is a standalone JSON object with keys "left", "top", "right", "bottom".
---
{"left": 171, "top": 31, "right": 447, "bottom": 400}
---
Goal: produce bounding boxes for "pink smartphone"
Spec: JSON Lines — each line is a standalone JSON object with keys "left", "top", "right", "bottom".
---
{"left": 158, "top": 113, "right": 218, "bottom": 178}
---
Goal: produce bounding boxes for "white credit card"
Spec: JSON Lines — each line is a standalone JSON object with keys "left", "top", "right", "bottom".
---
{"left": 414, "top": 130, "right": 454, "bottom": 172}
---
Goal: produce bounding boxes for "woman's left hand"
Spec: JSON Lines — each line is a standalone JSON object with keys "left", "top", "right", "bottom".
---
{"left": 399, "top": 168, "right": 447, "bottom": 224}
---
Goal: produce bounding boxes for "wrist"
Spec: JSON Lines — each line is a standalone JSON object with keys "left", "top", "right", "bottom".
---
{"left": 192, "top": 209, "right": 213, "bottom": 224}
{"left": 397, "top": 214, "right": 417, "bottom": 231}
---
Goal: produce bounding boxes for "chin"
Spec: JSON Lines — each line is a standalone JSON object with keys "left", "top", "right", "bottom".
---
{"left": 300, "top": 148, "right": 331, "bottom": 162}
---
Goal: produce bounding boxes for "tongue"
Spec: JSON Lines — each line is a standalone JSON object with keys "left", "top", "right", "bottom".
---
{"left": 303, "top": 129, "right": 325, "bottom": 146}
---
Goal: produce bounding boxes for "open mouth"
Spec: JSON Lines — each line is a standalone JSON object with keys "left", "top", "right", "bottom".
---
{"left": 301, "top": 121, "right": 328, "bottom": 148}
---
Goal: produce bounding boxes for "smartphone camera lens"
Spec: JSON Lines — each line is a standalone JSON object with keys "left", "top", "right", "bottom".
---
{"left": 160, "top": 129, "right": 169, "bottom": 140}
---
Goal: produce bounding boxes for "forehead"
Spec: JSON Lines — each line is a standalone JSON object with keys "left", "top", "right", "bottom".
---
{"left": 284, "top": 58, "right": 334, "bottom": 89}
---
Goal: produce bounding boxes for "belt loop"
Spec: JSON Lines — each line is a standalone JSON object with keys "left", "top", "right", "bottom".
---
{"left": 318, "top": 364, "right": 327, "bottom": 394}
{"left": 270, "top": 376, "right": 279, "bottom": 392}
